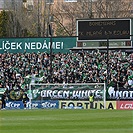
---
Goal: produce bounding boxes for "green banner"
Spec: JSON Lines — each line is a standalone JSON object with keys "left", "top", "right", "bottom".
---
{"left": 0, "top": 37, "right": 76, "bottom": 53}
{"left": 30, "top": 84, "right": 104, "bottom": 101}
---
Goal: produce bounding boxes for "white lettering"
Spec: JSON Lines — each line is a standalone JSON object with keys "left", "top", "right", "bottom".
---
{"left": 31, "top": 42, "right": 36, "bottom": 49}
{"left": 58, "top": 90, "right": 63, "bottom": 98}
{"left": 0, "top": 41, "right": 4, "bottom": 49}
{"left": 17, "top": 42, "right": 22, "bottom": 49}
{"left": 95, "top": 90, "right": 101, "bottom": 98}
{"left": 56, "top": 42, "right": 61, "bottom": 49}
{"left": 120, "top": 103, "right": 133, "bottom": 109}
{"left": 53, "top": 90, "right": 57, "bottom": 97}
{"left": 25, "top": 42, "right": 30, "bottom": 49}
{"left": 64, "top": 91, "right": 69, "bottom": 98}
{"left": 42, "top": 102, "right": 56, "bottom": 108}
{"left": 42, "top": 41, "right": 48, "bottom": 49}
{"left": 5, "top": 41, "right": 10, "bottom": 49}
{"left": 36, "top": 42, "right": 42, "bottom": 49}
{"left": 6, "top": 102, "right": 20, "bottom": 108}
{"left": 61, "top": 42, "right": 64, "bottom": 49}
{"left": 11, "top": 42, "right": 16, "bottom": 49}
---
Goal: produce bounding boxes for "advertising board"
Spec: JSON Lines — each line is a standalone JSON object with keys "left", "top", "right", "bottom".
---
{"left": 5, "top": 100, "right": 133, "bottom": 110}
{"left": 26, "top": 100, "right": 59, "bottom": 109}
{"left": 117, "top": 101, "right": 133, "bottom": 110}
{"left": 5, "top": 100, "right": 59, "bottom": 109}
{"left": 6, "top": 101, "right": 24, "bottom": 109}
{"left": 59, "top": 101, "right": 116, "bottom": 109}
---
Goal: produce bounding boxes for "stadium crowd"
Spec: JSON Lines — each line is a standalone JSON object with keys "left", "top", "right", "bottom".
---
{"left": 0, "top": 50, "right": 133, "bottom": 91}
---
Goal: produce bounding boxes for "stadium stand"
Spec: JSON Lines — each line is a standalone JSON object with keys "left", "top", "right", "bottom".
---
{"left": 0, "top": 50, "right": 133, "bottom": 91}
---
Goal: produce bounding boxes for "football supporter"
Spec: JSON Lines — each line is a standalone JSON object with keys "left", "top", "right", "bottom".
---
{"left": 0, "top": 50, "right": 132, "bottom": 91}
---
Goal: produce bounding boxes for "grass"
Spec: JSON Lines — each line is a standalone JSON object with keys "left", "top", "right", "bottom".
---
{"left": 0, "top": 109, "right": 133, "bottom": 133}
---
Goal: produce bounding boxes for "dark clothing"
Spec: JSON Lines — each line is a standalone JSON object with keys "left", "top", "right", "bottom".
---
{"left": 22, "top": 93, "right": 28, "bottom": 108}
{"left": 2, "top": 93, "right": 6, "bottom": 109}
{"left": 22, "top": 93, "right": 27, "bottom": 103}
{"left": 90, "top": 102, "right": 93, "bottom": 109}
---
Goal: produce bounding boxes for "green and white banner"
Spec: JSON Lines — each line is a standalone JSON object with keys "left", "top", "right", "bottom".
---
{"left": 0, "top": 37, "right": 76, "bottom": 53}
{"left": 29, "top": 84, "right": 104, "bottom": 101}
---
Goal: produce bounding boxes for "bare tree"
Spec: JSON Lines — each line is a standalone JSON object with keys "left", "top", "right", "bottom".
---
{"left": 2, "top": 0, "right": 133, "bottom": 37}
{"left": 53, "top": 0, "right": 92, "bottom": 36}
{"left": 93, "top": 0, "right": 132, "bottom": 18}
{"left": 53, "top": 0, "right": 133, "bottom": 36}
{"left": 3, "top": 0, "right": 24, "bottom": 37}
{"left": 3, "top": 0, "right": 46, "bottom": 37}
